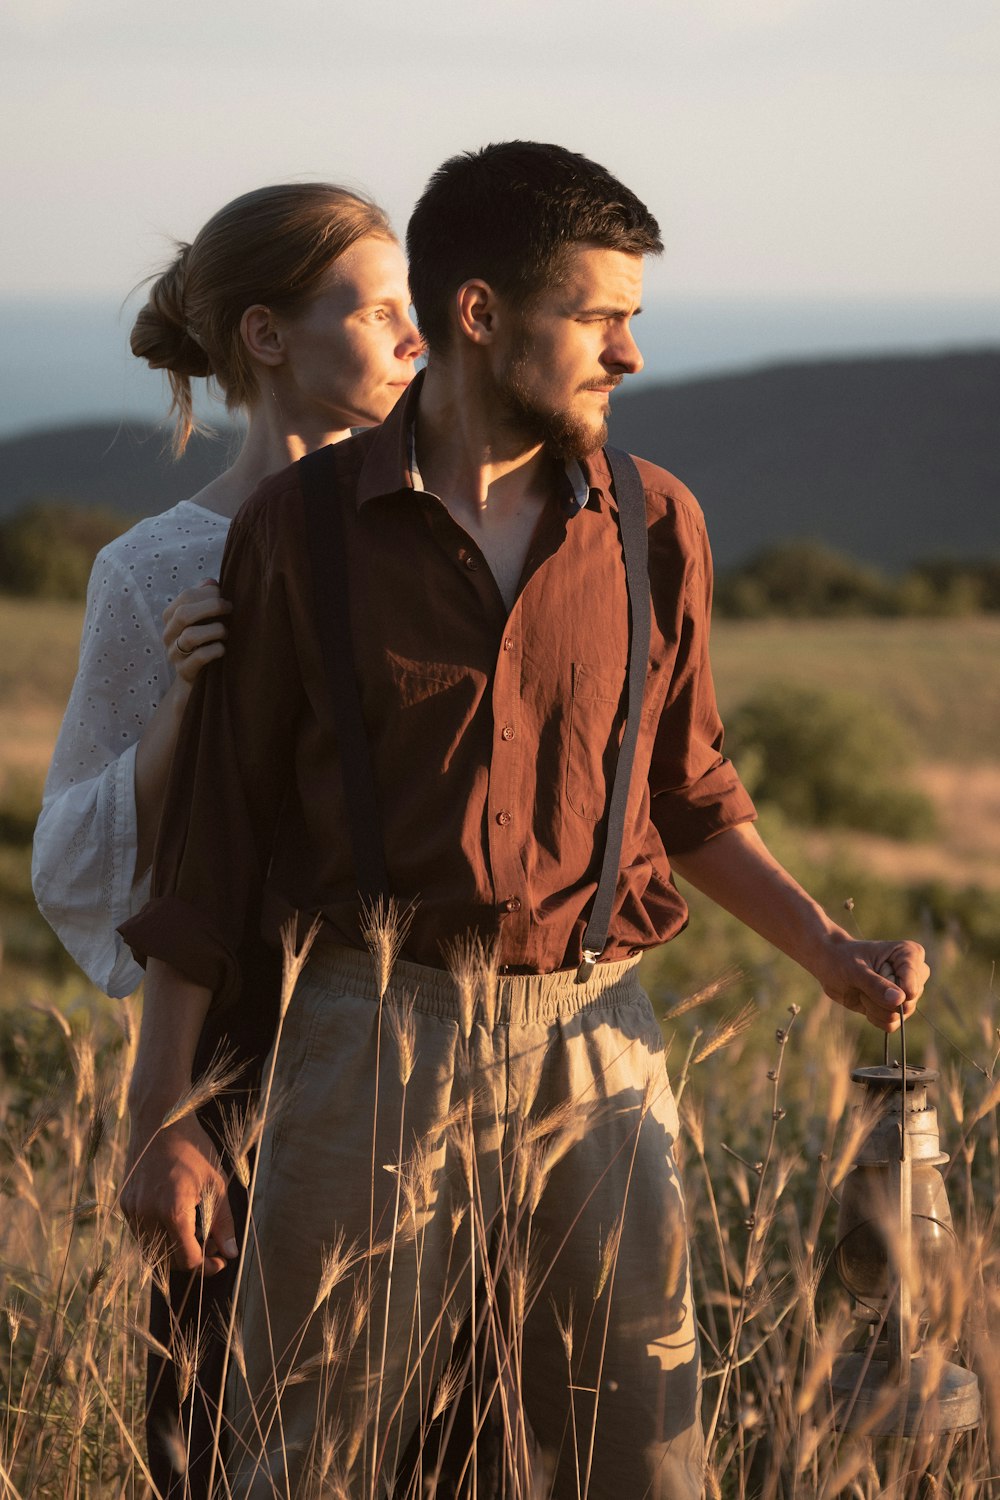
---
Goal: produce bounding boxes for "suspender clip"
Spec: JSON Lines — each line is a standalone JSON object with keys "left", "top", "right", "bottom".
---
{"left": 575, "top": 949, "right": 601, "bottom": 984}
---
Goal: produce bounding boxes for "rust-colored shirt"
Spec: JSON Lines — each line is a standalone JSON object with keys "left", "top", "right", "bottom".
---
{"left": 121, "top": 382, "right": 755, "bottom": 1006}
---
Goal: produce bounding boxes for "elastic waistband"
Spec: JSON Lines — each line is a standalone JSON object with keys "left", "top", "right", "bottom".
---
{"left": 302, "top": 941, "right": 644, "bottom": 1026}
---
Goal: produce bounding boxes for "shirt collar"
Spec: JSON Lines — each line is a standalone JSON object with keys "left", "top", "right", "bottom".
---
{"left": 356, "top": 367, "right": 604, "bottom": 517}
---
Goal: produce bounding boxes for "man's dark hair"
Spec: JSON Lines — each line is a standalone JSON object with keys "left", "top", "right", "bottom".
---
{"left": 407, "top": 141, "right": 663, "bottom": 353}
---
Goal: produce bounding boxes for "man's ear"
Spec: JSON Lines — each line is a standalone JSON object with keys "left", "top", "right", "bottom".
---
{"left": 454, "top": 280, "right": 500, "bottom": 346}
{"left": 240, "top": 305, "right": 286, "bottom": 368}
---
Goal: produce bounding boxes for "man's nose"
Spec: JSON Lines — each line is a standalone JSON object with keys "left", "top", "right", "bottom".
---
{"left": 604, "top": 324, "right": 643, "bottom": 376}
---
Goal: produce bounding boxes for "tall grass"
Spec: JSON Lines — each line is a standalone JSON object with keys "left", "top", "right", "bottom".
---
{"left": 1, "top": 920, "right": 998, "bottom": 1498}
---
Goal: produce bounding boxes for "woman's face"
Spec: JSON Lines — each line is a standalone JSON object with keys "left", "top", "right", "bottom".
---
{"left": 273, "top": 235, "right": 422, "bottom": 429}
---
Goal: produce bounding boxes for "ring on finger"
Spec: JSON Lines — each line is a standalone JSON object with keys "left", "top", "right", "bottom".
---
{"left": 176, "top": 637, "right": 194, "bottom": 657}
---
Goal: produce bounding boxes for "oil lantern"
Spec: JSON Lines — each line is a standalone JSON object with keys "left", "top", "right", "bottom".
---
{"left": 830, "top": 1061, "right": 980, "bottom": 1435}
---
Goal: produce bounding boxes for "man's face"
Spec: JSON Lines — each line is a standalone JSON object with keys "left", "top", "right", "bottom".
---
{"left": 493, "top": 245, "right": 645, "bottom": 460}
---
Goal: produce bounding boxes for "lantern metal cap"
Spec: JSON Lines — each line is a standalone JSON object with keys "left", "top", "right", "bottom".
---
{"left": 850, "top": 1064, "right": 938, "bottom": 1088}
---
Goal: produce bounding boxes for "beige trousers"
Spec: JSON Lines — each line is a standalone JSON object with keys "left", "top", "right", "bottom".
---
{"left": 228, "top": 945, "right": 703, "bottom": 1499}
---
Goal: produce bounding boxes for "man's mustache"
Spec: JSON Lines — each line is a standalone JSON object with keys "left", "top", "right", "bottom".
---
{"left": 578, "top": 376, "right": 624, "bottom": 392}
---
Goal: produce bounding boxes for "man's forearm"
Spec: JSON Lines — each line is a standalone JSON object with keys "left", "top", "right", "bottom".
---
{"left": 670, "top": 822, "right": 927, "bottom": 1031}
{"left": 671, "top": 823, "right": 849, "bottom": 978}
{"left": 128, "top": 957, "right": 214, "bottom": 1125}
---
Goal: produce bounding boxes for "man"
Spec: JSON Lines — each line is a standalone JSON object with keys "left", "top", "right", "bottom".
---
{"left": 121, "top": 142, "right": 927, "bottom": 1499}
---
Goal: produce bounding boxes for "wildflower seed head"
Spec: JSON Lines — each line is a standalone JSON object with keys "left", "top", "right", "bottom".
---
{"left": 387, "top": 994, "right": 416, "bottom": 1085}
{"left": 159, "top": 1044, "right": 245, "bottom": 1130}
{"left": 322, "top": 1308, "right": 345, "bottom": 1367}
{"left": 85, "top": 1093, "right": 112, "bottom": 1165}
{"left": 693, "top": 1002, "right": 757, "bottom": 1065}
{"left": 432, "top": 1359, "right": 464, "bottom": 1421}
{"left": 663, "top": 965, "right": 744, "bottom": 1022}
{"left": 595, "top": 1217, "right": 623, "bottom": 1302}
{"left": 552, "top": 1295, "right": 575, "bottom": 1363}
{"left": 680, "top": 1097, "right": 705, "bottom": 1156}
{"left": 4, "top": 1299, "right": 24, "bottom": 1345}
{"left": 71, "top": 1033, "right": 96, "bottom": 1107}
{"left": 174, "top": 1323, "right": 203, "bottom": 1404}
{"left": 279, "top": 912, "right": 323, "bottom": 1015}
{"left": 313, "top": 1230, "right": 360, "bottom": 1313}
{"left": 230, "top": 1321, "right": 247, "bottom": 1380}
{"left": 360, "top": 895, "right": 414, "bottom": 999}
{"left": 447, "top": 1305, "right": 463, "bottom": 1345}
{"left": 87, "top": 1257, "right": 110, "bottom": 1296}
{"left": 219, "top": 1101, "right": 255, "bottom": 1187}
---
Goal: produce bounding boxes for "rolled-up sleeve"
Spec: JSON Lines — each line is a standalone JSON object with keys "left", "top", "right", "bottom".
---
{"left": 119, "top": 497, "right": 302, "bottom": 1009}
{"left": 647, "top": 494, "right": 756, "bottom": 855}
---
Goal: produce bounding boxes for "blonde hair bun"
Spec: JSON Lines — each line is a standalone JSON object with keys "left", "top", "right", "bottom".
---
{"left": 130, "top": 246, "right": 213, "bottom": 381}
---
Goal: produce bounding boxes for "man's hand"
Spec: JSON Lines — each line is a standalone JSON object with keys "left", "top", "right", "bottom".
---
{"left": 814, "top": 937, "right": 928, "bottom": 1034}
{"left": 122, "top": 1109, "right": 238, "bottom": 1276}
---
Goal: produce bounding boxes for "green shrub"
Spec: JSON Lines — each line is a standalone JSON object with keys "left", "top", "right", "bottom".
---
{"left": 726, "top": 681, "right": 937, "bottom": 839}
{"left": 715, "top": 541, "right": 896, "bottom": 618}
{"left": 715, "top": 544, "right": 1000, "bottom": 618}
{"left": 897, "top": 558, "right": 1000, "bottom": 616}
{"left": 0, "top": 500, "right": 127, "bottom": 600}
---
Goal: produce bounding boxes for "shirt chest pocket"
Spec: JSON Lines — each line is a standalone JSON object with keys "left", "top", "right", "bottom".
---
{"left": 566, "top": 662, "right": 626, "bottom": 822}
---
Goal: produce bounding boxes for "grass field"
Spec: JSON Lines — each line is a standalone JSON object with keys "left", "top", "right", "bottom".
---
{"left": 2, "top": 598, "right": 1000, "bottom": 1494}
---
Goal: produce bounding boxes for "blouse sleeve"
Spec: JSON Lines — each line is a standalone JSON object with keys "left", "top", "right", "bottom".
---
{"left": 32, "top": 546, "right": 168, "bottom": 996}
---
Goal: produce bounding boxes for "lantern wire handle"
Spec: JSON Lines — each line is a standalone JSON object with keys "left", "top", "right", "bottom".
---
{"left": 878, "top": 958, "right": 913, "bottom": 1386}
{"left": 899, "top": 1012, "right": 907, "bottom": 1162}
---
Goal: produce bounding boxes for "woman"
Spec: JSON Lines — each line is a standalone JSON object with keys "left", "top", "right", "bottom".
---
{"left": 32, "top": 182, "right": 421, "bottom": 996}
{"left": 30, "top": 182, "right": 422, "bottom": 1495}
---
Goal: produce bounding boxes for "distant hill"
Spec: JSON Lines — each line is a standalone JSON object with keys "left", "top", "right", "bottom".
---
{"left": 608, "top": 350, "right": 999, "bottom": 568}
{"left": 0, "top": 421, "right": 242, "bottom": 522}
{"left": 1, "top": 351, "right": 997, "bottom": 568}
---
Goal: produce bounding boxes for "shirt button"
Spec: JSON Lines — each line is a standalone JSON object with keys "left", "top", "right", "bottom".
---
{"left": 503, "top": 637, "right": 514, "bottom": 652}
{"left": 502, "top": 897, "right": 521, "bottom": 914}
{"left": 465, "top": 554, "right": 479, "bottom": 570}
{"left": 496, "top": 810, "right": 512, "bottom": 827}
{"left": 501, "top": 725, "right": 515, "bottom": 741}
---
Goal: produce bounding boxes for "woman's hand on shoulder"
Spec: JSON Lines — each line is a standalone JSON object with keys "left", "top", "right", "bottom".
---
{"left": 162, "top": 579, "right": 232, "bottom": 685}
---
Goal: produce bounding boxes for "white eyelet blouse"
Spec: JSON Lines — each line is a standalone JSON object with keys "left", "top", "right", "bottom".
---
{"left": 32, "top": 500, "right": 231, "bottom": 995}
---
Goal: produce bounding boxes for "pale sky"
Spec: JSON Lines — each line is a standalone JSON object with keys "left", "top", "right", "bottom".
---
{"left": 3, "top": 0, "right": 999, "bottom": 303}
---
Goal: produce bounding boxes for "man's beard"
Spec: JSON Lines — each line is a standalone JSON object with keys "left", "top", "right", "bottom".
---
{"left": 494, "top": 350, "right": 613, "bottom": 462}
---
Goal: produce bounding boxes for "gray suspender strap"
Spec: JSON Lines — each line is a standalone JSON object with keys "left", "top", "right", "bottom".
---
{"left": 575, "top": 447, "right": 651, "bottom": 982}
{"left": 298, "top": 446, "right": 391, "bottom": 904}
